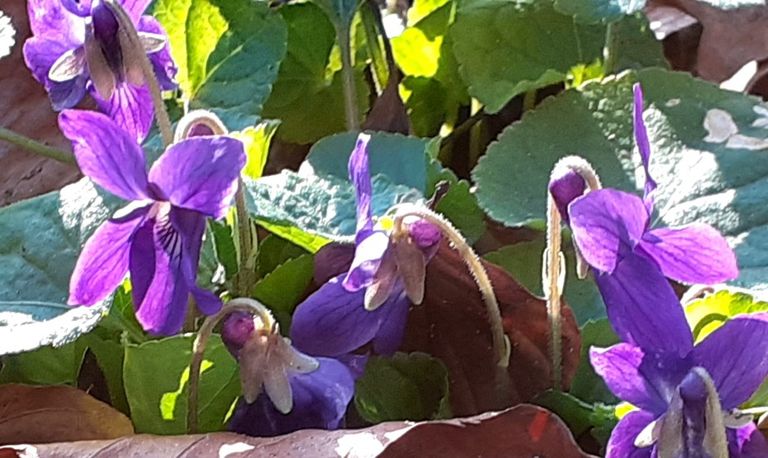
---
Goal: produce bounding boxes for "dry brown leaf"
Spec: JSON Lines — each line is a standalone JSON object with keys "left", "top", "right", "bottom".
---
{"left": 0, "top": 384, "right": 134, "bottom": 445}
{"left": 6, "top": 405, "right": 590, "bottom": 457}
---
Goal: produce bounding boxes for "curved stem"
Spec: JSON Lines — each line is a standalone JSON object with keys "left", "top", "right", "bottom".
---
{"left": 0, "top": 127, "right": 76, "bottom": 165}
{"left": 393, "top": 204, "right": 510, "bottom": 404}
{"left": 107, "top": 0, "right": 173, "bottom": 147}
{"left": 187, "top": 297, "right": 275, "bottom": 434}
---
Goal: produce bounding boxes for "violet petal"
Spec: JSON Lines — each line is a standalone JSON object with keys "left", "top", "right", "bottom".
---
{"left": 68, "top": 204, "right": 149, "bottom": 306}
{"left": 371, "top": 287, "right": 410, "bottom": 355}
{"left": 92, "top": 82, "right": 154, "bottom": 143}
{"left": 633, "top": 83, "right": 657, "bottom": 209}
{"left": 342, "top": 231, "right": 390, "bottom": 292}
{"left": 348, "top": 133, "right": 374, "bottom": 237}
{"left": 594, "top": 253, "right": 694, "bottom": 356}
{"left": 137, "top": 16, "right": 177, "bottom": 90}
{"left": 604, "top": 409, "right": 656, "bottom": 458}
{"left": 548, "top": 170, "right": 586, "bottom": 224}
{"left": 148, "top": 136, "right": 245, "bottom": 219}
{"left": 728, "top": 423, "right": 768, "bottom": 458}
{"left": 639, "top": 223, "right": 738, "bottom": 285}
{"left": 59, "top": 109, "right": 150, "bottom": 201}
{"left": 569, "top": 189, "right": 649, "bottom": 274}
{"left": 121, "top": 0, "right": 153, "bottom": 22}
{"left": 692, "top": 314, "right": 768, "bottom": 410}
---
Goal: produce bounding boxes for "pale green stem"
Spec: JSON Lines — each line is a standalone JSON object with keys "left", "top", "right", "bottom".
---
{"left": 393, "top": 204, "right": 511, "bottom": 405}
{"left": 338, "top": 24, "right": 359, "bottom": 131}
{"left": 603, "top": 21, "right": 620, "bottom": 75}
{"left": 107, "top": 0, "right": 173, "bottom": 147}
{"left": 187, "top": 298, "right": 275, "bottom": 434}
{"left": 0, "top": 127, "right": 76, "bottom": 165}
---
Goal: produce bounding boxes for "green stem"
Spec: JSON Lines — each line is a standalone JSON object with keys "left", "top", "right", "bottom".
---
{"left": 187, "top": 298, "right": 275, "bottom": 434}
{"left": 603, "top": 21, "right": 620, "bottom": 75}
{"left": 338, "top": 24, "right": 359, "bottom": 131}
{"left": 361, "top": 1, "right": 389, "bottom": 94}
{"left": 544, "top": 195, "right": 564, "bottom": 391}
{"left": 234, "top": 182, "right": 256, "bottom": 296}
{"left": 0, "top": 127, "right": 76, "bottom": 165}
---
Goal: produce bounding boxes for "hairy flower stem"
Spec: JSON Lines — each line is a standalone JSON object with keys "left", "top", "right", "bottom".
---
{"left": 393, "top": 204, "right": 511, "bottom": 405}
{"left": 338, "top": 24, "right": 359, "bottom": 131}
{"left": 0, "top": 127, "right": 76, "bottom": 165}
{"left": 546, "top": 156, "right": 602, "bottom": 390}
{"left": 106, "top": 0, "right": 173, "bottom": 147}
{"left": 187, "top": 298, "right": 275, "bottom": 433}
{"left": 176, "top": 110, "right": 256, "bottom": 296}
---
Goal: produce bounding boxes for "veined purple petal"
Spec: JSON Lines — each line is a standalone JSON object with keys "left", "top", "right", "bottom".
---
{"left": 639, "top": 223, "right": 738, "bottom": 285}
{"left": 548, "top": 170, "right": 586, "bottom": 224}
{"left": 633, "top": 84, "right": 657, "bottom": 209}
{"left": 92, "top": 82, "right": 153, "bottom": 143}
{"left": 728, "top": 423, "right": 768, "bottom": 458}
{"left": 348, "top": 133, "right": 374, "bottom": 237}
{"left": 342, "top": 231, "right": 390, "bottom": 292}
{"left": 569, "top": 189, "right": 649, "bottom": 274}
{"left": 148, "top": 137, "right": 246, "bottom": 219}
{"left": 371, "top": 286, "right": 410, "bottom": 355}
{"left": 68, "top": 204, "right": 149, "bottom": 306}
{"left": 130, "top": 210, "right": 190, "bottom": 335}
{"left": 137, "top": 16, "right": 177, "bottom": 91}
{"left": 594, "top": 253, "right": 694, "bottom": 356}
{"left": 121, "top": 0, "right": 153, "bottom": 21}
{"left": 23, "top": 38, "right": 88, "bottom": 110}
{"left": 228, "top": 357, "right": 355, "bottom": 437}
{"left": 605, "top": 410, "right": 656, "bottom": 458}
{"left": 59, "top": 109, "right": 150, "bottom": 201}
{"left": 692, "top": 314, "right": 768, "bottom": 410}
{"left": 589, "top": 344, "right": 668, "bottom": 414}
{"left": 26, "top": 0, "right": 85, "bottom": 44}
{"left": 290, "top": 275, "right": 380, "bottom": 357}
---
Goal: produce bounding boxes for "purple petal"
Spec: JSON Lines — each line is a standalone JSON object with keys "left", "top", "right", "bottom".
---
{"left": 605, "top": 410, "right": 656, "bottom": 458}
{"left": 26, "top": 0, "right": 85, "bottom": 43}
{"left": 290, "top": 275, "right": 381, "bottom": 357}
{"left": 68, "top": 204, "right": 149, "bottom": 305}
{"left": 408, "top": 220, "right": 442, "bottom": 251}
{"left": 23, "top": 39, "right": 88, "bottom": 110}
{"left": 595, "top": 253, "right": 694, "bottom": 356}
{"left": 130, "top": 212, "right": 191, "bottom": 335}
{"left": 59, "top": 109, "right": 150, "bottom": 201}
{"left": 692, "top": 314, "right": 768, "bottom": 410}
{"left": 548, "top": 170, "right": 586, "bottom": 224}
{"left": 569, "top": 189, "right": 649, "bottom": 273}
{"left": 121, "top": 0, "right": 152, "bottom": 21}
{"left": 61, "top": 0, "right": 93, "bottom": 17}
{"left": 148, "top": 137, "right": 245, "bottom": 219}
{"left": 92, "top": 82, "right": 153, "bottom": 143}
{"left": 633, "top": 83, "right": 657, "bottom": 209}
{"left": 728, "top": 423, "right": 768, "bottom": 458}
{"left": 590, "top": 343, "right": 694, "bottom": 417}
{"left": 348, "top": 133, "right": 374, "bottom": 237}
{"left": 639, "top": 223, "right": 738, "bottom": 285}
{"left": 137, "top": 16, "right": 177, "bottom": 91}
{"left": 342, "top": 231, "right": 390, "bottom": 292}
{"left": 228, "top": 357, "right": 355, "bottom": 437}
{"left": 372, "top": 286, "right": 410, "bottom": 355}
{"left": 221, "top": 311, "right": 255, "bottom": 358}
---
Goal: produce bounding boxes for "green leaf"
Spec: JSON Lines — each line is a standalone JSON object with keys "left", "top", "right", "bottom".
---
{"left": 236, "top": 120, "right": 281, "bottom": 180}
{"left": 0, "top": 180, "right": 120, "bottom": 355}
{"left": 685, "top": 289, "right": 768, "bottom": 343}
{"left": 262, "top": 3, "right": 369, "bottom": 143}
{"left": 244, "top": 170, "right": 422, "bottom": 251}
{"left": 0, "top": 340, "right": 87, "bottom": 385}
{"left": 450, "top": 0, "right": 604, "bottom": 113}
{"left": 306, "top": 132, "right": 431, "bottom": 193}
{"left": 312, "top": 0, "right": 359, "bottom": 30}
{"left": 253, "top": 254, "right": 314, "bottom": 330}
{"left": 83, "top": 332, "right": 131, "bottom": 414}
{"left": 568, "top": 319, "right": 619, "bottom": 404}
{"left": 554, "top": 0, "right": 645, "bottom": 24}
{"left": 534, "top": 390, "right": 617, "bottom": 441}
{"left": 474, "top": 68, "right": 768, "bottom": 291}
{"left": 153, "top": 0, "right": 287, "bottom": 129}
{"left": 256, "top": 235, "right": 309, "bottom": 278}
{"left": 355, "top": 352, "right": 451, "bottom": 422}
{"left": 484, "top": 236, "right": 604, "bottom": 325}
{"left": 123, "top": 334, "right": 240, "bottom": 434}
{"left": 611, "top": 14, "right": 668, "bottom": 72}
{"left": 208, "top": 220, "right": 238, "bottom": 281}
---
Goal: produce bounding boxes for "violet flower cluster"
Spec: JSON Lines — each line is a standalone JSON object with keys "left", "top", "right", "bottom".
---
{"left": 24, "top": 0, "right": 176, "bottom": 142}
{"left": 550, "top": 84, "right": 768, "bottom": 456}
{"left": 290, "top": 134, "right": 441, "bottom": 357}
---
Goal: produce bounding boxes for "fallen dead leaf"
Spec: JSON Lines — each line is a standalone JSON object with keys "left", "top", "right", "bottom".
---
{"left": 0, "top": 384, "right": 134, "bottom": 445}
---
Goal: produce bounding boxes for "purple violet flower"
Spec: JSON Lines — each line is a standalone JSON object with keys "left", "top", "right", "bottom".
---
{"left": 222, "top": 312, "right": 356, "bottom": 437}
{"left": 24, "top": 0, "right": 177, "bottom": 142}
{"left": 550, "top": 84, "right": 739, "bottom": 350}
{"left": 60, "top": 109, "right": 245, "bottom": 335}
{"left": 290, "top": 134, "right": 442, "bottom": 357}
{"left": 591, "top": 293, "right": 768, "bottom": 457}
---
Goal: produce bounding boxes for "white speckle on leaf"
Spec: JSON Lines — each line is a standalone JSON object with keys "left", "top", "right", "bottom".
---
{"left": 335, "top": 432, "right": 386, "bottom": 457}
{"left": 752, "top": 106, "right": 768, "bottom": 129}
{"left": 219, "top": 442, "right": 255, "bottom": 458}
{"left": 666, "top": 98, "right": 680, "bottom": 107}
{"left": 726, "top": 134, "right": 768, "bottom": 150}
{"left": 703, "top": 109, "right": 739, "bottom": 143}
{"left": 720, "top": 60, "right": 758, "bottom": 93}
